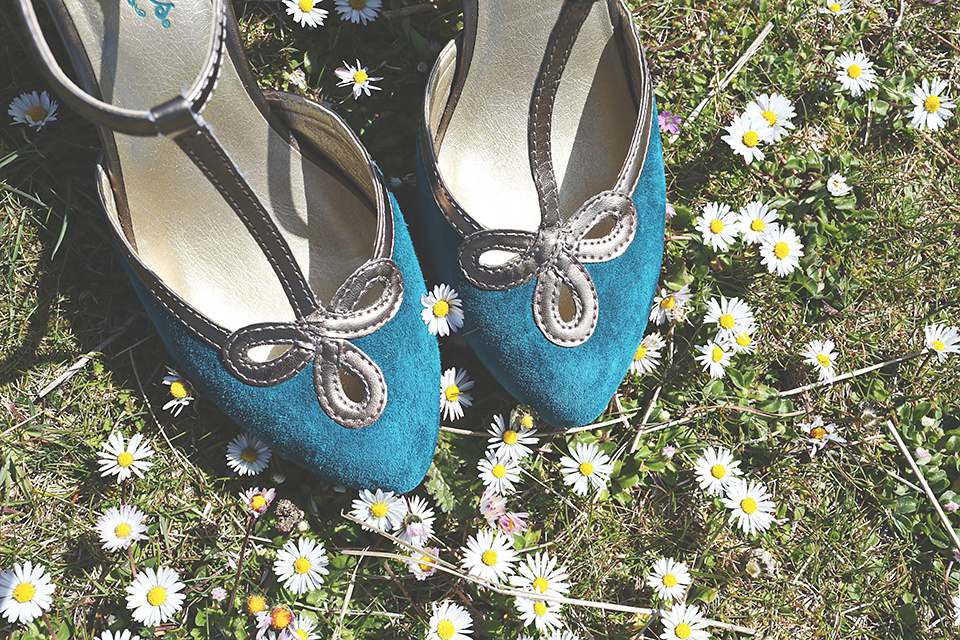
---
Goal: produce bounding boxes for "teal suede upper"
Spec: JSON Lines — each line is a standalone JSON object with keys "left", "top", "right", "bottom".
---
{"left": 124, "top": 193, "right": 441, "bottom": 493}
{"left": 415, "top": 102, "right": 666, "bottom": 428}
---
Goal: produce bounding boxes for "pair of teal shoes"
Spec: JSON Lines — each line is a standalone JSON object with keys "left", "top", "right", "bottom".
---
{"left": 17, "top": 0, "right": 665, "bottom": 493}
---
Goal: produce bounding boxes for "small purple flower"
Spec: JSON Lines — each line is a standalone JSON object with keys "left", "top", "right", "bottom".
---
{"left": 946, "top": 501, "right": 959, "bottom": 512}
{"left": 665, "top": 201, "right": 676, "bottom": 220}
{"left": 662, "top": 444, "right": 677, "bottom": 459}
{"left": 658, "top": 110, "right": 682, "bottom": 134}
{"left": 211, "top": 586, "right": 228, "bottom": 602}
{"left": 497, "top": 511, "right": 529, "bottom": 534}
{"left": 916, "top": 447, "right": 931, "bottom": 460}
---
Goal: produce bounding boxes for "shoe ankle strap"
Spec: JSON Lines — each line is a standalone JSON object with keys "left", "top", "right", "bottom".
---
{"left": 16, "top": 0, "right": 227, "bottom": 137}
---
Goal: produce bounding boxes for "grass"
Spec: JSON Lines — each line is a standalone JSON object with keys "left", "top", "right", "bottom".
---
{"left": 1, "top": 0, "right": 960, "bottom": 638}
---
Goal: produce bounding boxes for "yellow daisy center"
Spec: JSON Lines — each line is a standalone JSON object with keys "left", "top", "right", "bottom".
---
{"left": 719, "top": 313, "right": 735, "bottom": 329}
{"left": 241, "top": 447, "right": 259, "bottom": 463}
{"left": 533, "top": 576, "right": 549, "bottom": 593}
{"left": 432, "top": 299, "right": 450, "bottom": 317}
{"left": 370, "top": 502, "right": 388, "bottom": 519}
{"left": 709, "top": 219, "right": 724, "bottom": 234}
{"left": 502, "top": 429, "right": 519, "bottom": 445}
{"left": 579, "top": 461, "right": 595, "bottom": 476}
{"left": 741, "top": 497, "right": 758, "bottom": 514}
{"left": 663, "top": 573, "right": 678, "bottom": 587}
{"left": 811, "top": 426, "right": 827, "bottom": 439}
{"left": 418, "top": 556, "right": 434, "bottom": 572}
{"left": 271, "top": 607, "right": 293, "bottom": 629}
{"left": 520, "top": 414, "right": 535, "bottom": 429}
{"left": 533, "top": 602, "right": 547, "bottom": 616}
{"left": 353, "top": 70, "right": 369, "bottom": 85}
{"left": 349, "top": 0, "right": 367, "bottom": 7}
{"left": 13, "top": 583, "right": 35, "bottom": 603}
{"left": 298, "top": 0, "right": 314, "bottom": 11}
{"left": 117, "top": 452, "right": 134, "bottom": 468}
{"left": 750, "top": 218, "right": 765, "bottom": 232}
{"left": 26, "top": 106, "right": 48, "bottom": 122}
{"left": 294, "top": 557, "right": 312, "bottom": 574}
{"left": 711, "top": 347, "right": 724, "bottom": 363}
{"left": 147, "top": 586, "right": 167, "bottom": 607}
{"left": 660, "top": 295, "right": 676, "bottom": 309}
{"left": 634, "top": 345, "right": 647, "bottom": 361}
{"left": 251, "top": 495, "right": 267, "bottom": 511}
{"left": 816, "top": 354, "right": 831, "bottom": 368}
{"left": 925, "top": 95, "right": 941, "bottom": 113}
{"left": 847, "top": 64, "right": 861, "bottom": 79}
{"left": 735, "top": 333, "right": 751, "bottom": 347}
{"left": 246, "top": 595, "right": 266, "bottom": 614}
{"left": 675, "top": 622, "right": 693, "bottom": 639}
{"left": 828, "top": 2, "right": 842, "bottom": 11}
{"left": 115, "top": 523, "right": 132, "bottom": 538}
{"left": 170, "top": 380, "right": 189, "bottom": 399}
{"left": 773, "top": 241, "right": 790, "bottom": 259}
{"left": 436, "top": 620, "right": 455, "bottom": 640}
{"left": 481, "top": 550, "right": 498, "bottom": 566}
{"left": 444, "top": 385, "right": 461, "bottom": 402}
{"left": 742, "top": 130, "right": 759, "bottom": 148}
{"left": 761, "top": 109, "right": 777, "bottom": 126}
{"left": 711, "top": 464, "right": 726, "bottom": 479}
{"left": 932, "top": 339, "right": 945, "bottom": 351}
{"left": 492, "top": 464, "right": 507, "bottom": 479}
{"left": 297, "top": 631, "right": 309, "bottom": 640}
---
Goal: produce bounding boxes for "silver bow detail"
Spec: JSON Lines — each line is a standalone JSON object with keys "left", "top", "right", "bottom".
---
{"left": 220, "top": 259, "right": 403, "bottom": 429}
{"left": 458, "top": 190, "right": 636, "bottom": 346}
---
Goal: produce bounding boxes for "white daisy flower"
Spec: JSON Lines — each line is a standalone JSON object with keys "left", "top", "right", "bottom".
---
{"left": 650, "top": 286, "right": 692, "bottom": 325}
{"left": 480, "top": 487, "right": 508, "bottom": 523}
{"left": 704, "top": 296, "right": 755, "bottom": 343}
{"left": 240, "top": 487, "right": 276, "bottom": 518}
{"left": 396, "top": 495, "right": 436, "bottom": 546}
{"left": 802, "top": 339, "right": 838, "bottom": 382}
{"left": 256, "top": 605, "right": 296, "bottom": 639}
{"left": 726, "top": 328, "right": 758, "bottom": 354}
{"left": 559, "top": 442, "right": 614, "bottom": 497}
{"left": 694, "top": 202, "right": 738, "bottom": 252}
{"left": 647, "top": 557, "right": 692, "bottom": 602}
{"left": 910, "top": 78, "right": 955, "bottom": 132}
{"left": 924, "top": 323, "right": 960, "bottom": 361}
{"left": 161, "top": 368, "right": 195, "bottom": 416}
{"left": 515, "top": 596, "right": 563, "bottom": 633}
{"left": 478, "top": 449, "right": 521, "bottom": 495}
{"left": 225, "top": 432, "right": 272, "bottom": 476}
{"left": 721, "top": 112, "right": 773, "bottom": 164}
{"left": 421, "top": 284, "right": 465, "bottom": 336}
{"left": 125, "top": 566, "right": 185, "bottom": 627}
{"left": 509, "top": 550, "right": 570, "bottom": 597}
{"left": 835, "top": 52, "right": 877, "bottom": 97}
{"left": 335, "top": 60, "right": 383, "bottom": 99}
{"left": 427, "top": 601, "right": 473, "bottom": 640}
{"left": 7, "top": 90, "right": 58, "bottom": 131}
{"left": 96, "top": 505, "right": 148, "bottom": 551}
{"left": 660, "top": 603, "right": 710, "bottom": 640}
{"left": 694, "top": 446, "right": 743, "bottom": 496}
{"left": 496, "top": 511, "right": 529, "bottom": 535}
{"left": 293, "top": 614, "right": 320, "bottom": 640}
{"left": 630, "top": 332, "right": 665, "bottom": 376}
{"left": 545, "top": 632, "right": 579, "bottom": 640}
{"left": 407, "top": 547, "right": 440, "bottom": 581}
{"left": 759, "top": 226, "right": 804, "bottom": 277}
{"left": 801, "top": 415, "right": 846, "bottom": 454}
{"left": 723, "top": 479, "right": 776, "bottom": 536}
{"left": 487, "top": 413, "right": 539, "bottom": 462}
{"left": 351, "top": 489, "right": 405, "bottom": 531}
{"left": 440, "top": 367, "right": 474, "bottom": 421}
{"left": 334, "top": 0, "right": 382, "bottom": 24}
{"left": 0, "top": 561, "right": 55, "bottom": 624}
{"left": 818, "top": 0, "right": 852, "bottom": 14}
{"left": 737, "top": 200, "right": 780, "bottom": 244}
{"left": 744, "top": 93, "right": 795, "bottom": 142}
{"left": 283, "top": 0, "right": 328, "bottom": 28}
{"left": 695, "top": 341, "right": 731, "bottom": 379}
{"left": 98, "top": 432, "right": 154, "bottom": 482}
{"left": 273, "top": 537, "right": 329, "bottom": 594}
{"left": 460, "top": 529, "right": 519, "bottom": 584}
{"left": 98, "top": 631, "right": 142, "bottom": 640}
{"left": 826, "top": 173, "right": 852, "bottom": 197}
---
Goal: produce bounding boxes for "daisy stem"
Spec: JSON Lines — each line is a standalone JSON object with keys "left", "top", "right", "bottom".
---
{"left": 128, "top": 545, "right": 137, "bottom": 580}
{"left": 914, "top": 351, "right": 933, "bottom": 382}
{"left": 42, "top": 611, "right": 57, "bottom": 640}
{"left": 227, "top": 515, "right": 254, "bottom": 616}
{"left": 777, "top": 350, "right": 925, "bottom": 398}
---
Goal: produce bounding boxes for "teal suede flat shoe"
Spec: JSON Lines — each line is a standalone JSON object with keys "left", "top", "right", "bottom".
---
{"left": 18, "top": 0, "right": 440, "bottom": 491}
{"left": 416, "top": 0, "right": 666, "bottom": 427}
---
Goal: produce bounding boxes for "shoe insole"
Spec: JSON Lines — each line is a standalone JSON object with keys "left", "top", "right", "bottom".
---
{"left": 436, "top": 0, "right": 638, "bottom": 233}
{"left": 57, "top": 0, "right": 376, "bottom": 332}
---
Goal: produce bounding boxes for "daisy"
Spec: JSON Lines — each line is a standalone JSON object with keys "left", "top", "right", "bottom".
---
{"left": 96, "top": 505, "right": 148, "bottom": 551}
{"left": 283, "top": 0, "right": 328, "bottom": 28}
{"left": 335, "top": 60, "right": 383, "bottom": 99}
{"left": 7, "top": 90, "right": 58, "bottom": 130}
{"left": 694, "top": 202, "right": 738, "bottom": 252}
{"left": 726, "top": 327, "right": 758, "bottom": 354}
{"left": 427, "top": 601, "right": 473, "bottom": 640}
{"left": 695, "top": 341, "right": 731, "bottom": 379}
{"left": 226, "top": 432, "right": 272, "bottom": 476}
{"left": 744, "top": 93, "right": 796, "bottom": 142}
{"left": 826, "top": 173, "right": 852, "bottom": 197}
{"left": 650, "top": 285, "right": 692, "bottom": 325}
{"left": 835, "top": 52, "right": 877, "bottom": 97}
{"left": 479, "top": 487, "right": 508, "bottom": 523}
{"left": 240, "top": 487, "right": 276, "bottom": 518}
{"left": 723, "top": 479, "right": 776, "bottom": 536}
{"left": 630, "top": 332, "right": 665, "bottom": 376}
{"left": 408, "top": 547, "right": 440, "bottom": 581}
{"left": 910, "top": 78, "right": 955, "bottom": 131}
{"left": 334, "top": 0, "right": 382, "bottom": 24}
{"left": 294, "top": 614, "right": 320, "bottom": 640}
{"left": 559, "top": 442, "right": 614, "bottom": 497}
{"left": 721, "top": 112, "right": 773, "bottom": 164}
{"left": 161, "top": 368, "right": 195, "bottom": 416}
{"left": 487, "top": 413, "right": 539, "bottom": 462}
{"left": 0, "top": 562, "right": 54, "bottom": 624}
{"left": 273, "top": 537, "right": 329, "bottom": 594}
{"left": 510, "top": 404, "right": 539, "bottom": 431}
{"left": 660, "top": 603, "right": 711, "bottom": 640}
{"left": 924, "top": 323, "right": 960, "bottom": 361}
{"left": 396, "top": 495, "right": 436, "bottom": 546}
{"left": 125, "top": 565, "right": 185, "bottom": 627}
{"left": 953, "top": 594, "right": 960, "bottom": 626}
{"left": 478, "top": 449, "right": 521, "bottom": 495}
{"left": 461, "top": 529, "right": 519, "bottom": 583}
{"left": 255, "top": 605, "right": 296, "bottom": 640}
{"left": 98, "top": 632, "right": 142, "bottom": 640}
{"left": 737, "top": 200, "right": 779, "bottom": 244}
{"left": 802, "top": 339, "right": 838, "bottom": 382}
{"left": 818, "top": 0, "right": 852, "bottom": 14}
{"left": 704, "top": 296, "right": 755, "bottom": 343}
{"left": 759, "top": 226, "right": 804, "bottom": 277}
{"left": 497, "top": 511, "right": 529, "bottom": 534}
{"left": 515, "top": 596, "right": 563, "bottom": 633}
{"left": 647, "top": 557, "right": 692, "bottom": 602}
{"left": 509, "top": 551, "right": 570, "bottom": 597}
{"left": 801, "top": 416, "right": 846, "bottom": 454}
{"left": 98, "top": 432, "right": 154, "bottom": 482}
{"left": 693, "top": 446, "right": 743, "bottom": 496}
{"left": 421, "top": 284, "right": 465, "bottom": 336}
{"left": 546, "top": 633, "right": 579, "bottom": 640}
{"left": 351, "top": 488, "right": 405, "bottom": 531}
{"left": 246, "top": 594, "right": 267, "bottom": 615}
{"left": 440, "top": 367, "right": 474, "bottom": 421}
